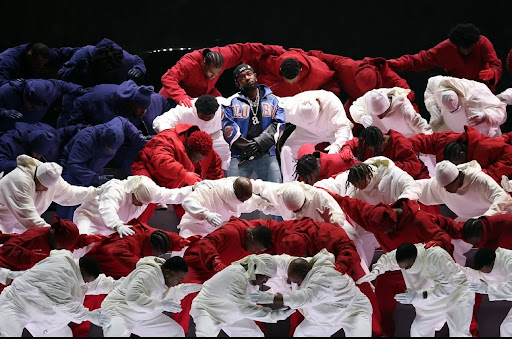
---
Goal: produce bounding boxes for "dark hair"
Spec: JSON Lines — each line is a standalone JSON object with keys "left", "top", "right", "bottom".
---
{"left": 195, "top": 94, "right": 219, "bottom": 115}
{"left": 202, "top": 49, "right": 224, "bottom": 68}
{"left": 279, "top": 58, "right": 301, "bottom": 79}
{"left": 448, "top": 23, "right": 481, "bottom": 48}
{"left": 252, "top": 226, "right": 272, "bottom": 248}
{"left": 358, "top": 126, "right": 384, "bottom": 161}
{"left": 462, "top": 218, "right": 483, "bottom": 241}
{"left": 93, "top": 45, "right": 123, "bottom": 73}
{"left": 443, "top": 141, "right": 468, "bottom": 163}
{"left": 473, "top": 247, "right": 496, "bottom": 270}
{"left": 150, "top": 230, "right": 170, "bottom": 254}
{"left": 346, "top": 162, "right": 374, "bottom": 191}
{"left": 294, "top": 154, "right": 320, "bottom": 181}
{"left": 163, "top": 256, "right": 188, "bottom": 272}
{"left": 30, "top": 43, "right": 50, "bottom": 58}
{"left": 396, "top": 242, "right": 418, "bottom": 263}
{"left": 79, "top": 256, "right": 101, "bottom": 278}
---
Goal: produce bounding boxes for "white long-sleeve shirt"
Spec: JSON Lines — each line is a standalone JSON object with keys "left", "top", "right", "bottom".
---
{"left": 282, "top": 90, "right": 354, "bottom": 148}
{"left": 179, "top": 177, "right": 277, "bottom": 232}
{"left": 315, "top": 156, "right": 422, "bottom": 204}
{"left": 464, "top": 247, "right": 512, "bottom": 302}
{"left": 417, "top": 160, "right": 512, "bottom": 220}
{"left": 0, "top": 250, "right": 92, "bottom": 329}
{"left": 424, "top": 75, "right": 507, "bottom": 136}
{"left": 497, "top": 88, "right": 512, "bottom": 105}
{"left": 349, "top": 87, "right": 432, "bottom": 138}
{"left": 190, "top": 263, "right": 280, "bottom": 325}
{"left": 0, "top": 155, "right": 99, "bottom": 233}
{"left": 73, "top": 178, "right": 192, "bottom": 235}
{"left": 372, "top": 244, "right": 473, "bottom": 315}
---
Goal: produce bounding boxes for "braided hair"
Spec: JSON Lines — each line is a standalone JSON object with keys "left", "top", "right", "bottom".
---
{"left": 462, "top": 218, "right": 483, "bottom": 242}
{"left": 357, "top": 126, "right": 384, "bottom": 161}
{"left": 150, "top": 230, "right": 171, "bottom": 255}
{"left": 443, "top": 141, "right": 468, "bottom": 165}
{"left": 202, "top": 49, "right": 224, "bottom": 68}
{"left": 294, "top": 154, "right": 320, "bottom": 182}
{"left": 346, "top": 162, "right": 374, "bottom": 191}
{"left": 93, "top": 45, "right": 123, "bottom": 73}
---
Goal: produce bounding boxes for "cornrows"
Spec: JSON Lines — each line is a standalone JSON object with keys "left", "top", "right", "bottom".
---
{"left": 346, "top": 162, "right": 374, "bottom": 191}
{"left": 358, "top": 126, "right": 384, "bottom": 161}
{"left": 443, "top": 141, "right": 468, "bottom": 163}
{"left": 202, "top": 49, "right": 224, "bottom": 68}
{"left": 294, "top": 154, "right": 319, "bottom": 181}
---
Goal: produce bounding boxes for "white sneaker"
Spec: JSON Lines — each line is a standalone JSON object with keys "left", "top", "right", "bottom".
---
{"left": 157, "top": 203, "right": 168, "bottom": 210}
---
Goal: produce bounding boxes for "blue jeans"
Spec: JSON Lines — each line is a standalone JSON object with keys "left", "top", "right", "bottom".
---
{"left": 228, "top": 154, "right": 282, "bottom": 183}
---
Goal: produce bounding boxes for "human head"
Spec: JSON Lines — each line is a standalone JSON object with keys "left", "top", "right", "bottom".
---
{"left": 441, "top": 90, "right": 461, "bottom": 113}
{"left": 102, "top": 125, "right": 124, "bottom": 152}
{"left": 435, "top": 160, "right": 463, "bottom": 193}
{"left": 161, "top": 256, "right": 188, "bottom": 287}
{"left": 300, "top": 99, "right": 320, "bottom": 124}
{"left": 92, "top": 45, "right": 124, "bottom": 82}
{"left": 368, "top": 90, "right": 391, "bottom": 116}
{"left": 49, "top": 216, "right": 80, "bottom": 250}
{"left": 281, "top": 234, "right": 308, "bottom": 257}
{"left": 354, "top": 64, "right": 379, "bottom": 94}
{"left": 233, "top": 177, "right": 253, "bottom": 202}
{"left": 462, "top": 218, "right": 483, "bottom": 245}
{"left": 244, "top": 226, "right": 272, "bottom": 253}
{"left": 346, "top": 162, "right": 374, "bottom": 191}
{"left": 35, "top": 162, "right": 62, "bottom": 191}
{"left": 287, "top": 258, "right": 312, "bottom": 286}
{"left": 357, "top": 126, "right": 385, "bottom": 160}
{"left": 185, "top": 130, "right": 213, "bottom": 162}
{"left": 195, "top": 94, "right": 219, "bottom": 122}
{"left": 448, "top": 23, "right": 480, "bottom": 56}
{"left": 23, "top": 80, "right": 48, "bottom": 111}
{"left": 443, "top": 141, "right": 468, "bottom": 165}
{"left": 28, "top": 131, "right": 55, "bottom": 161}
{"left": 295, "top": 153, "right": 321, "bottom": 184}
{"left": 127, "top": 175, "right": 160, "bottom": 206}
{"left": 26, "top": 43, "right": 50, "bottom": 71}
{"left": 150, "top": 230, "right": 171, "bottom": 256}
{"left": 202, "top": 49, "right": 224, "bottom": 80}
{"left": 282, "top": 182, "right": 306, "bottom": 213}
{"left": 473, "top": 247, "right": 496, "bottom": 274}
{"left": 79, "top": 256, "right": 101, "bottom": 283}
{"left": 279, "top": 58, "right": 301, "bottom": 84}
{"left": 396, "top": 242, "right": 418, "bottom": 270}
{"left": 128, "top": 84, "right": 154, "bottom": 118}
{"left": 233, "top": 64, "right": 257, "bottom": 92}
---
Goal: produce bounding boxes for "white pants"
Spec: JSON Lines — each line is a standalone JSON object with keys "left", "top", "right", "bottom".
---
{"left": 500, "top": 306, "right": 512, "bottom": 336}
{"left": 0, "top": 308, "right": 72, "bottom": 337}
{"left": 280, "top": 128, "right": 335, "bottom": 183}
{"left": 193, "top": 315, "right": 264, "bottom": 337}
{"left": 103, "top": 314, "right": 184, "bottom": 337}
{"left": 410, "top": 302, "right": 473, "bottom": 337}
{"left": 294, "top": 314, "right": 371, "bottom": 337}
{"left": 211, "top": 130, "right": 231, "bottom": 171}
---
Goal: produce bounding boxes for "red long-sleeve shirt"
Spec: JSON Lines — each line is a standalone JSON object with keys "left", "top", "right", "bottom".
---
{"left": 409, "top": 125, "right": 512, "bottom": 183}
{"left": 159, "top": 43, "right": 286, "bottom": 102}
{"left": 389, "top": 36, "right": 502, "bottom": 92}
{"left": 343, "top": 129, "right": 430, "bottom": 179}
{"left": 333, "top": 195, "right": 453, "bottom": 254}
{"left": 247, "top": 48, "right": 340, "bottom": 97}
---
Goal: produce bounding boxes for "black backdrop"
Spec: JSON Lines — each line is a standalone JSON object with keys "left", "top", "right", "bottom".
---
{"left": 3, "top": 0, "right": 512, "bottom": 130}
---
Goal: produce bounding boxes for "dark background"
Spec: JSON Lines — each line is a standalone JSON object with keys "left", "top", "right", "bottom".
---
{"left": 3, "top": 0, "right": 512, "bottom": 129}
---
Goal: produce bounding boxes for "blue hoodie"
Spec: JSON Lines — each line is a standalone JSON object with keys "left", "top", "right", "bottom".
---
{"left": 57, "top": 38, "right": 146, "bottom": 87}
{"left": 0, "top": 79, "right": 82, "bottom": 132}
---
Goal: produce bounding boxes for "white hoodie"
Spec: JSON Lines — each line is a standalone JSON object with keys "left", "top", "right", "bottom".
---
{"left": 0, "top": 155, "right": 98, "bottom": 233}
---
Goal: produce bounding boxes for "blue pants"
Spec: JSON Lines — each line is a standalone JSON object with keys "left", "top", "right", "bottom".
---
{"left": 227, "top": 154, "right": 282, "bottom": 183}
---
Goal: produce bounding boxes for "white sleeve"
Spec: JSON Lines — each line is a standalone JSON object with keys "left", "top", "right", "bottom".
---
{"left": 371, "top": 250, "right": 400, "bottom": 274}
{"left": 402, "top": 99, "right": 433, "bottom": 135}
{"left": 238, "top": 194, "right": 280, "bottom": 216}
{"left": 98, "top": 184, "right": 126, "bottom": 231}
{"left": 424, "top": 248, "right": 466, "bottom": 300}
{"left": 226, "top": 274, "right": 275, "bottom": 322}
{"left": 0, "top": 267, "right": 12, "bottom": 285}
{"left": 331, "top": 109, "right": 354, "bottom": 148}
{"left": 181, "top": 190, "right": 209, "bottom": 220}
{"left": 417, "top": 178, "right": 446, "bottom": 206}
{"left": 152, "top": 186, "right": 193, "bottom": 205}
{"left": 477, "top": 174, "right": 512, "bottom": 216}
{"left": 85, "top": 274, "right": 118, "bottom": 295}
{"left": 52, "top": 177, "right": 99, "bottom": 206}
{"left": 497, "top": 88, "right": 512, "bottom": 105}
{"left": 395, "top": 171, "right": 422, "bottom": 201}
{"left": 424, "top": 77, "right": 443, "bottom": 128}
{"left": 487, "top": 256, "right": 512, "bottom": 302}
{"left": 152, "top": 105, "right": 190, "bottom": 134}
{"left": 348, "top": 94, "right": 369, "bottom": 124}
{"left": 125, "top": 271, "right": 165, "bottom": 314}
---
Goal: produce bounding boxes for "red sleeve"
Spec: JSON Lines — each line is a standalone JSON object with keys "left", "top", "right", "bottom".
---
{"left": 390, "top": 135, "right": 428, "bottom": 179}
{"left": 106, "top": 238, "right": 142, "bottom": 275}
{"left": 165, "top": 231, "right": 187, "bottom": 251}
{"left": 332, "top": 237, "right": 361, "bottom": 278}
{"left": 427, "top": 212, "right": 463, "bottom": 239}
{"left": 341, "top": 137, "right": 359, "bottom": 154}
{"left": 159, "top": 53, "right": 195, "bottom": 102}
{"left": 418, "top": 212, "right": 455, "bottom": 255}
{"left": 74, "top": 234, "right": 105, "bottom": 249}
{"left": 152, "top": 140, "right": 192, "bottom": 185}
{"left": 389, "top": 40, "right": 448, "bottom": 72}
{"left": 220, "top": 43, "right": 286, "bottom": 69}
{"left": 480, "top": 36, "right": 503, "bottom": 85}
{"left": 202, "top": 151, "right": 224, "bottom": 180}
{"left": 208, "top": 87, "right": 222, "bottom": 97}
{"left": 481, "top": 143, "right": 512, "bottom": 183}
{"left": 184, "top": 227, "right": 234, "bottom": 270}
{"left": 0, "top": 233, "right": 17, "bottom": 244}
{"left": 0, "top": 244, "right": 47, "bottom": 270}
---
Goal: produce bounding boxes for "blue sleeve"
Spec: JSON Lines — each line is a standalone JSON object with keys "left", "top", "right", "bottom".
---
{"left": 0, "top": 134, "right": 21, "bottom": 173}
{"left": 65, "top": 136, "right": 98, "bottom": 185}
{"left": 124, "top": 51, "right": 146, "bottom": 75}
{"left": 272, "top": 96, "right": 285, "bottom": 123}
{"left": 221, "top": 105, "right": 240, "bottom": 145}
{"left": 120, "top": 118, "right": 145, "bottom": 148}
{"left": 57, "top": 48, "right": 90, "bottom": 82}
{"left": 49, "top": 47, "right": 80, "bottom": 67}
{"left": 0, "top": 55, "right": 19, "bottom": 86}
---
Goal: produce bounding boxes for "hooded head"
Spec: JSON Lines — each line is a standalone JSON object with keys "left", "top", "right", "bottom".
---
{"left": 125, "top": 175, "right": 159, "bottom": 205}
{"left": 435, "top": 160, "right": 459, "bottom": 186}
{"left": 24, "top": 80, "right": 49, "bottom": 107}
{"left": 101, "top": 125, "right": 125, "bottom": 150}
{"left": 35, "top": 162, "right": 62, "bottom": 188}
{"left": 300, "top": 99, "right": 320, "bottom": 124}
{"left": 50, "top": 215, "right": 80, "bottom": 250}
{"left": 355, "top": 65, "right": 380, "bottom": 94}
{"left": 368, "top": 90, "right": 391, "bottom": 116}
{"left": 117, "top": 80, "right": 154, "bottom": 110}
{"left": 28, "top": 131, "right": 55, "bottom": 158}
{"left": 282, "top": 182, "right": 306, "bottom": 212}
{"left": 281, "top": 233, "right": 308, "bottom": 256}
{"left": 441, "top": 90, "right": 460, "bottom": 113}
{"left": 234, "top": 254, "right": 277, "bottom": 285}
